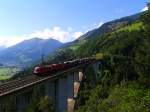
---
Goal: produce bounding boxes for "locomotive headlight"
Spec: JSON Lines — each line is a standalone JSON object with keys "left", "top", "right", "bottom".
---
{"left": 34, "top": 67, "right": 40, "bottom": 73}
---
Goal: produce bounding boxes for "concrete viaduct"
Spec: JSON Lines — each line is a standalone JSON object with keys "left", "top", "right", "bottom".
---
{"left": 0, "top": 61, "right": 101, "bottom": 112}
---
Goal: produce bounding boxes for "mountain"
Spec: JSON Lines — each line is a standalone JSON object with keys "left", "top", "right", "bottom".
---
{"left": 77, "top": 12, "right": 142, "bottom": 42}
{"left": 2, "top": 12, "right": 142, "bottom": 67}
{"left": 0, "top": 46, "right": 6, "bottom": 51}
{"left": 43, "top": 11, "right": 150, "bottom": 112}
{"left": 0, "top": 38, "right": 63, "bottom": 67}
{"left": 46, "top": 12, "right": 144, "bottom": 63}
{"left": 12, "top": 9, "right": 150, "bottom": 111}
{"left": 62, "top": 12, "right": 142, "bottom": 49}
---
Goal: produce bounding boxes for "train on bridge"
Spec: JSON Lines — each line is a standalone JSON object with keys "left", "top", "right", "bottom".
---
{"left": 33, "top": 58, "right": 95, "bottom": 75}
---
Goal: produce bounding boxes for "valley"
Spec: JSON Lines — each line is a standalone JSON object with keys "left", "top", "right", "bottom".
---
{"left": 0, "top": 66, "right": 20, "bottom": 80}
{"left": 0, "top": 1, "right": 149, "bottom": 112}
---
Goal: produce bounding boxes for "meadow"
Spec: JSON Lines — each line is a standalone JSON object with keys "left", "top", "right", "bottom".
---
{"left": 0, "top": 67, "right": 19, "bottom": 80}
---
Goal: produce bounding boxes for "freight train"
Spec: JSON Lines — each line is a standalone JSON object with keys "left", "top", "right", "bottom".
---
{"left": 33, "top": 58, "right": 95, "bottom": 75}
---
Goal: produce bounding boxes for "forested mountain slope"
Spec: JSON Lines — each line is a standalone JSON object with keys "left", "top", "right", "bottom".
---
{"left": 44, "top": 10, "right": 150, "bottom": 112}
{"left": 13, "top": 9, "right": 150, "bottom": 112}
{"left": 74, "top": 9, "right": 150, "bottom": 112}
{"left": 62, "top": 12, "right": 142, "bottom": 49}
{"left": 77, "top": 12, "right": 142, "bottom": 41}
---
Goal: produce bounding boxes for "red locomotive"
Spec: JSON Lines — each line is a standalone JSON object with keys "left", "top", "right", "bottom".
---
{"left": 33, "top": 58, "right": 95, "bottom": 75}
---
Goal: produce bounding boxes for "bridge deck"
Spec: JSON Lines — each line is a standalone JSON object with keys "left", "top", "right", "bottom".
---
{"left": 0, "top": 64, "right": 86, "bottom": 97}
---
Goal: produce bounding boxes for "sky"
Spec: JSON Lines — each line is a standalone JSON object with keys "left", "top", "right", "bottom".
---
{"left": 0, "top": 0, "right": 148, "bottom": 47}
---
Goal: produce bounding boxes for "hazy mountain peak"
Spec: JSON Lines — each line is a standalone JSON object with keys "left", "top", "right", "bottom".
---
{"left": 0, "top": 37, "right": 63, "bottom": 67}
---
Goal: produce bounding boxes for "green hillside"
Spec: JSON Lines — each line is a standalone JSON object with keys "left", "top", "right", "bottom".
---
{"left": 12, "top": 9, "right": 150, "bottom": 112}
{"left": 74, "top": 10, "right": 150, "bottom": 112}
{"left": 46, "top": 10, "right": 149, "bottom": 112}
{"left": 0, "top": 67, "right": 19, "bottom": 80}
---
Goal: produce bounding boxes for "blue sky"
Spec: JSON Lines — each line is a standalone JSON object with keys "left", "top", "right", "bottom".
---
{"left": 0, "top": 0, "right": 148, "bottom": 47}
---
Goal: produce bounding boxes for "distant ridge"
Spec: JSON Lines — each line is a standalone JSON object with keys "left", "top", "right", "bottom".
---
{"left": 77, "top": 12, "right": 142, "bottom": 41}
{"left": 0, "top": 38, "right": 63, "bottom": 67}
{"left": 62, "top": 12, "right": 142, "bottom": 48}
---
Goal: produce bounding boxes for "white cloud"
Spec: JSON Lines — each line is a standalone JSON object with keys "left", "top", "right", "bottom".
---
{"left": 141, "top": 6, "right": 148, "bottom": 12}
{"left": 26, "top": 27, "right": 85, "bottom": 43}
{"left": 0, "top": 36, "right": 24, "bottom": 47}
{"left": 27, "top": 26, "right": 70, "bottom": 42}
{"left": 72, "top": 32, "right": 83, "bottom": 39}
{"left": 0, "top": 26, "right": 84, "bottom": 47}
{"left": 0, "top": 21, "right": 105, "bottom": 47}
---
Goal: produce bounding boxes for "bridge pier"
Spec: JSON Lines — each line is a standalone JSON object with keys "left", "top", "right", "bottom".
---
{"left": 67, "top": 72, "right": 74, "bottom": 99}
{"left": 57, "top": 76, "right": 67, "bottom": 112}
{"left": 44, "top": 80, "right": 56, "bottom": 104}
{"left": 55, "top": 70, "right": 84, "bottom": 112}
{"left": 92, "top": 61, "right": 101, "bottom": 83}
{"left": 0, "top": 88, "right": 33, "bottom": 112}
{"left": 16, "top": 86, "right": 44, "bottom": 112}
{"left": 74, "top": 70, "right": 83, "bottom": 98}
{"left": 0, "top": 96, "right": 16, "bottom": 112}
{"left": 15, "top": 92, "right": 31, "bottom": 112}
{"left": 68, "top": 70, "right": 84, "bottom": 112}
{"left": 67, "top": 72, "right": 74, "bottom": 112}
{"left": 56, "top": 70, "right": 84, "bottom": 112}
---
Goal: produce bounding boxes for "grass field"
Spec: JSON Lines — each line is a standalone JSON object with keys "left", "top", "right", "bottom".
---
{"left": 0, "top": 67, "right": 20, "bottom": 80}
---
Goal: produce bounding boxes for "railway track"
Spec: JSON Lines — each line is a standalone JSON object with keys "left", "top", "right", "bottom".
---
{"left": 0, "top": 76, "right": 52, "bottom": 97}
{"left": 0, "top": 75, "right": 43, "bottom": 96}
{"left": 0, "top": 63, "right": 88, "bottom": 97}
